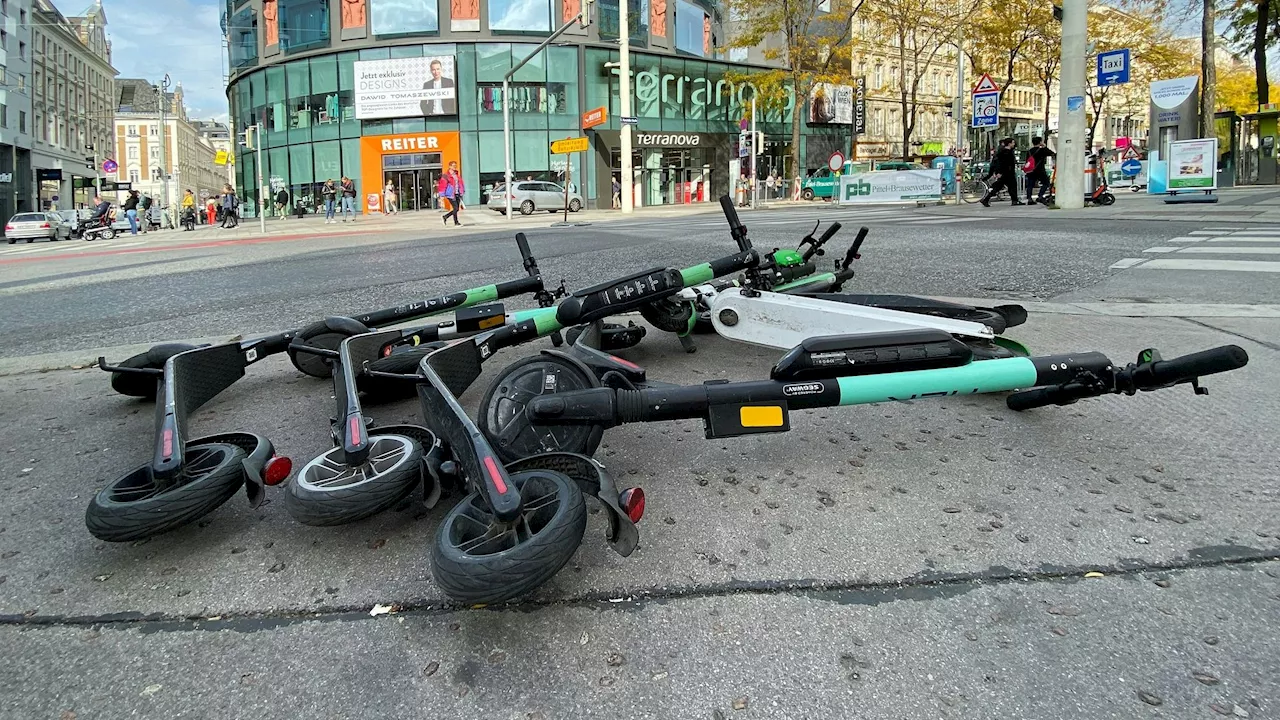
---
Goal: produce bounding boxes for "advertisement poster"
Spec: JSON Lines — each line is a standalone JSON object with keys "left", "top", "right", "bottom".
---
{"left": 853, "top": 77, "right": 866, "bottom": 134}
{"left": 837, "top": 169, "right": 943, "bottom": 205}
{"left": 1167, "top": 138, "right": 1217, "bottom": 190}
{"left": 809, "top": 83, "right": 854, "bottom": 125}
{"left": 354, "top": 56, "right": 457, "bottom": 119}
{"left": 452, "top": 0, "right": 480, "bottom": 31}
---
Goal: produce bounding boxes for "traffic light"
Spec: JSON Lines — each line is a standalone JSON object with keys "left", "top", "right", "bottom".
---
{"left": 84, "top": 155, "right": 95, "bottom": 171}
{"left": 243, "top": 128, "right": 255, "bottom": 150}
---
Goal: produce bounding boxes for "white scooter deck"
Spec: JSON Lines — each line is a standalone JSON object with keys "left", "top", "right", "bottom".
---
{"left": 699, "top": 287, "right": 996, "bottom": 350}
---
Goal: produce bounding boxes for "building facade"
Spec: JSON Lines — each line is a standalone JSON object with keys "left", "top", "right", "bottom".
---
{"left": 0, "top": 0, "right": 35, "bottom": 226}
{"left": 30, "top": 0, "right": 116, "bottom": 209}
{"left": 112, "top": 79, "right": 226, "bottom": 209}
{"left": 224, "top": 0, "right": 845, "bottom": 215}
{"left": 193, "top": 118, "right": 236, "bottom": 185}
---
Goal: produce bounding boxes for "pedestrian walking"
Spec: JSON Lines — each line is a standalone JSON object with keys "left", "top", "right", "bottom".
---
{"left": 205, "top": 195, "right": 218, "bottom": 226}
{"left": 980, "top": 138, "right": 1024, "bottom": 207}
{"left": 122, "top": 190, "right": 141, "bottom": 235}
{"left": 612, "top": 176, "right": 621, "bottom": 209}
{"left": 274, "top": 187, "right": 291, "bottom": 217}
{"left": 221, "top": 185, "right": 240, "bottom": 228}
{"left": 765, "top": 173, "right": 776, "bottom": 200}
{"left": 383, "top": 180, "right": 399, "bottom": 215}
{"left": 340, "top": 176, "right": 357, "bottom": 221}
{"left": 440, "top": 161, "right": 465, "bottom": 226}
{"left": 138, "top": 193, "right": 153, "bottom": 234}
{"left": 1023, "top": 136, "right": 1056, "bottom": 205}
{"left": 321, "top": 179, "right": 338, "bottom": 223}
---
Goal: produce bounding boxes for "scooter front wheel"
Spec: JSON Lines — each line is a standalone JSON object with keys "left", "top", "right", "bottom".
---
{"left": 431, "top": 469, "right": 586, "bottom": 604}
{"left": 85, "top": 443, "right": 247, "bottom": 542}
{"left": 358, "top": 343, "right": 445, "bottom": 403}
{"left": 480, "top": 354, "right": 604, "bottom": 464}
{"left": 285, "top": 434, "right": 423, "bottom": 526}
{"left": 288, "top": 319, "right": 369, "bottom": 378}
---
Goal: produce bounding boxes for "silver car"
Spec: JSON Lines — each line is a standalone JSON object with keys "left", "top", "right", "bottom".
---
{"left": 5, "top": 212, "right": 71, "bottom": 244}
{"left": 487, "top": 181, "right": 583, "bottom": 215}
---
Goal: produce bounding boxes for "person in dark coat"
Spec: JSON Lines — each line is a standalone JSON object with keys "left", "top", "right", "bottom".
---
{"left": 981, "top": 138, "right": 1024, "bottom": 207}
{"left": 1024, "top": 136, "right": 1056, "bottom": 204}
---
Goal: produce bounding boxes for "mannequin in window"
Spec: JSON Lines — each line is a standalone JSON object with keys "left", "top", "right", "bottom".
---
{"left": 341, "top": 0, "right": 366, "bottom": 28}
{"left": 263, "top": 0, "right": 279, "bottom": 46}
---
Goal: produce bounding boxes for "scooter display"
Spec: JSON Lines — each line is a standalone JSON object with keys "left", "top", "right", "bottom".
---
{"left": 86, "top": 237, "right": 561, "bottom": 542}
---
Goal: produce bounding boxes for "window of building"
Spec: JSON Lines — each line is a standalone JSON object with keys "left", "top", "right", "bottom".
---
{"left": 488, "top": 0, "right": 550, "bottom": 33}
{"left": 151, "top": 168, "right": 162, "bottom": 181}
{"left": 872, "top": 107, "right": 883, "bottom": 135}
{"left": 279, "top": 0, "right": 331, "bottom": 53}
{"left": 930, "top": 71, "right": 938, "bottom": 95}
{"left": 369, "top": 0, "right": 440, "bottom": 35}
{"left": 129, "top": 169, "right": 140, "bottom": 183}
{"left": 1034, "top": 93, "right": 1042, "bottom": 111}
{"left": 599, "top": 0, "right": 648, "bottom": 47}
{"left": 231, "top": 8, "right": 259, "bottom": 68}
{"left": 889, "top": 66, "right": 899, "bottom": 88}
{"left": 128, "top": 146, "right": 139, "bottom": 159}
{"left": 149, "top": 145, "right": 160, "bottom": 160}
{"left": 127, "top": 125, "right": 138, "bottom": 136}
{"left": 1, "top": 30, "right": 7, "bottom": 50}
{"left": 18, "top": 40, "right": 24, "bottom": 59}
{"left": 873, "top": 63, "right": 883, "bottom": 88}
{"left": 18, "top": 110, "right": 24, "bottom": 133}
{"left": 0, "top": 103, "right": 5, "bottom": 129}
{"left": 149, "top": 125, "right": 158, "bottom": 136}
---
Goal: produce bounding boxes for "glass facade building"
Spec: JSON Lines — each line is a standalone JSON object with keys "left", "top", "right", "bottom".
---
{"left": 225, "top": 0, "right": 845, "bottom": 215}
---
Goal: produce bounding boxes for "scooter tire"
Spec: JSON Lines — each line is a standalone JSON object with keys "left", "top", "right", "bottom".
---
{"left": 85, "top": 443, "right": 247, "bottom": 542}
{"left": 288, "top": 319, "right": 370, "bottom": 378}
{"left": 109, "top": 342, "right": 202, "bottom": 399}
{"left": 285, "top": 435, "right": 424, "bottom": 526}
{"left": 357, "top": 343, "right": 445, "bottom": 403}
{"left": 1100, "top": 192, "right": 1115, "bottom": 206}
{"left": 431, "top": 469, "right": 586, "bottom": 604}
{"left": 480, "top": 354, "right": 603, "bottom": 464}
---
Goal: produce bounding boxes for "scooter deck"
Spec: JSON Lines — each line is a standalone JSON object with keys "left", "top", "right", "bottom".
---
{"left": 709, "top": 288, "right": 996, "bottom": 351}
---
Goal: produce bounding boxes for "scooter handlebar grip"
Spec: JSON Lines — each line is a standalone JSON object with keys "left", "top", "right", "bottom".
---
{"left": 707, "top": 250, "right": 759, "bottom": 279}
{"left": 776, "top": 261, "right": 817, "bottom": 283}
{"left": 1006, "top": 386, "right": 1074, "bottom": 411}
{"left": 720, "top": 196, "right": 743, "bottom": 233}
{"left": 515, "top": 232, "right": 532, "bottom": 262}
{"left": 1142, "top": 345, "right": 1248, "bottom": 388}
{"left": 816, "top": 222, "right": 842, "bottom": 246}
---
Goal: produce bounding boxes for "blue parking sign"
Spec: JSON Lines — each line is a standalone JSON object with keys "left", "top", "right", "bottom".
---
{"left": 1097, "top": 49, "right": 1130, "bottom": 86}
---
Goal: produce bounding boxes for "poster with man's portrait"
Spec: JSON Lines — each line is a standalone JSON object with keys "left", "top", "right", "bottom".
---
{"left": 354, "top": 55, "right": 457, "bottom": 119}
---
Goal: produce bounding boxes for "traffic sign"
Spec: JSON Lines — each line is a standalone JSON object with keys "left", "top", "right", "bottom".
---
{"left": 1123, "top": 146, "right": 1140, "bottom": 160}
{"left": 1121, "top": 158, "right": 1142, "bottom": 176}
{"left": 102, "top": 158, "right": 118, "bottom": 174}
{"left": 620, "top": 116, "right": 638, "bottom": 126}
{"left": 550, "top": 137, "right": 590, "bottom": 154}
{"left": 972, "top": 73, "right": 1000, "bottom": 94}
{"left": 828, "top": 151, "right": 845, "bottom": 172}
{"left": 1097, "top": 49, "right": 1130, "bottom": 86}
{"left": 972, "top": 92, "right": 999, "bottom": 128}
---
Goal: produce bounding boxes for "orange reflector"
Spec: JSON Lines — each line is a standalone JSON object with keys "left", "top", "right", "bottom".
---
{"left": 478, "top": 315, "right": 504, "bottom": 329}
{"left": 739, "top": 406, "right": 784, "bottom": 427}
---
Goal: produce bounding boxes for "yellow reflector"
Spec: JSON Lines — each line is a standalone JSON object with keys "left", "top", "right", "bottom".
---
{"left": 739, "top": 405, "right": 784, "bottom": 427}
{"left": 478, "top": 315, "right": 504, "bottom": 329}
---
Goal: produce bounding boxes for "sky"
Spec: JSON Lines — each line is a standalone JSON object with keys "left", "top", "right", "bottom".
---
{"left": 54, "top": 0, "right": 230, "bottom": 122}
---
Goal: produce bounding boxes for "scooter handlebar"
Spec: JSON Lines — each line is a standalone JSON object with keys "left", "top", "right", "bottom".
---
{"left": 1129, "top": 345, "right": 1248, "bottom": 390}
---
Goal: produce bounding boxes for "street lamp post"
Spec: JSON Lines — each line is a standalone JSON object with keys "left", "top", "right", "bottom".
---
{"left": 619, "top": 0, "right": 633, "bottom": 214}
{"left": 158, "top": 74, "right": 172, "bottom": 222}
{"left": 1056, "top": 0, "right": 1087, "bottom": 209}
{"left": 503, "top": 1, "right": 594, "bottom": 219}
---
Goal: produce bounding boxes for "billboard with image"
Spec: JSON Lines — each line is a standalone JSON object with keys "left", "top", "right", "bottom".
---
{"left": 354, "top": 55, "right": 457, "bottom": 119}
{"left": 809, "top": 83, "right": 854, "bottom": 125}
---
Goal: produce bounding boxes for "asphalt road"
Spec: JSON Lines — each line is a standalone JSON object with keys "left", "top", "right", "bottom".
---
{"left": 1, "top": 198, "right": 1277, "bottom": 718}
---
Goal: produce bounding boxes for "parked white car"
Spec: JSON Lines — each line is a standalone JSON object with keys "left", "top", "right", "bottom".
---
{"left": 5, "top": 212, "right": 72, "bottom": 244}
{"left": 487, "top": 181, "right": 583, "bottom": 215}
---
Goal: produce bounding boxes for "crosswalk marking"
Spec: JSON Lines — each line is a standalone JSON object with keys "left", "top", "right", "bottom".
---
{"left": 1210, "top": 236, "right": 1280, "bottom": 242}
{"left": 1172, "top": 245, "right": 1280, "bottom": 254}
{"left": 1188, "top": 230, "right": 1221, "bottom": 235}
{"left": 1143, "top": 246, "right": 1181, "bottom": 253}
{"left": 1137, "top": 259, "right": 1280, "bottom": 272}
{"left": 1110, "top": 257, "right": 1147, "bottom": 269}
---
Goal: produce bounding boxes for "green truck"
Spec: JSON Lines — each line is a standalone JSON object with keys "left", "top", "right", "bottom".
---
{"left": 800, "top": 161, "right": 925, "bottom": 200}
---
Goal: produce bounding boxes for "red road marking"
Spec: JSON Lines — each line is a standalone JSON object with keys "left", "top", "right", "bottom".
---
{"left": 0, "top": 230, "right": 371, "bottom": 266}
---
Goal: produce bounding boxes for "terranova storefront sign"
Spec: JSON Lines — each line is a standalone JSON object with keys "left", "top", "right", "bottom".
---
{"left": 837, "top": 169, "right": 943, "bottom": 205}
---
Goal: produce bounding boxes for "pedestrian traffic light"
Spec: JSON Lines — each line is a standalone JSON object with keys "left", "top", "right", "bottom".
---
{"left": 243, "top": 128, "right": 254, "bottom": 150}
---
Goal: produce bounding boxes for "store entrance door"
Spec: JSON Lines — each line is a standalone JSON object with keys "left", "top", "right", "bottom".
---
{"left": 381, "top": 152, "right": 442, "bottom": 211}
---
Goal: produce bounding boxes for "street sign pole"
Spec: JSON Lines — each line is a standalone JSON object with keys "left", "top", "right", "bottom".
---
{"left": 954, "top": 37, "right": 965, "bottom": 205}
{"left": 1058, "top": 0, "right": 1088, "bottom": 209}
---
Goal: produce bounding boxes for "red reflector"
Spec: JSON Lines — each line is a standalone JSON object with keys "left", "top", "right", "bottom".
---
{"left": 619, "top": 487, "right": 645, "bottom": 523}
{"left": 348, "top": 416, "right": 362, "bottom": 444}
{"left": 162, "top": 429, "right": 174, "bottom": 459}
{"left": 611, "top": 355, "right": 642, "bottom": 371}
{"left": 40, "top": 223, "right": 51, "bottom": 228}
{"left": 482, "top": 456, "right": 508, "bottom": 494}
{"left": 263, "top": 455, "right": 293, "bottom": 485}
{"left": 3, "top": 225, "right": 12, "bottom": 231}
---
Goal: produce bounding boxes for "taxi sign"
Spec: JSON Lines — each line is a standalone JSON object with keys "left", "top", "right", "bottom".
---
{"left": 551, "top": 137, "right": 590, "bottom": 154}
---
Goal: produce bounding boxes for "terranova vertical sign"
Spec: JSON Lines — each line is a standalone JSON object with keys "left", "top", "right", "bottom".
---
{"left": 837, "top": 169, "right": 943, "bottom": 205}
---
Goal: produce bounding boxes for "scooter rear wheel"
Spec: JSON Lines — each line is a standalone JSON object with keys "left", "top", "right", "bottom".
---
{"left": 431, "top": 469, "right": 586, "bottom": 604}
{"left": 85, "top": 443, "right": 247, "bottom": 542}
{"left": 358, "top": 342, "right": 445, "bottom": 403}
{"left": 109, "top": 342, "right": 202, "bottom": 400}
{"left": 288, "top": 320, "right": 369, "bottom": 378}
{"left": 480, "top": 354, "right": 603, "bottom": 464}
